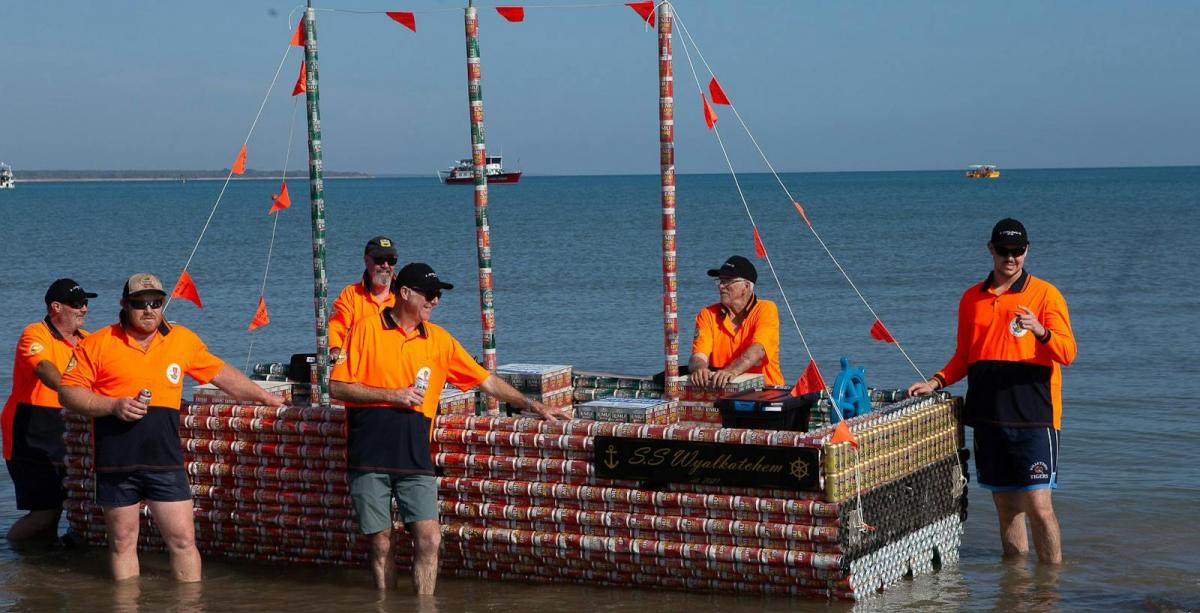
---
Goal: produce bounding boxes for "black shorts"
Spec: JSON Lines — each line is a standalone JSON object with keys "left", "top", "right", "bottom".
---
{"left": 973, "top": 425, "right": 1059, "bottom": 491}
{"left": 5, "top": 458, "right": 66, "bottom": 511}
{"left": 95, "top": 469, "right": 192, "bottom": 508}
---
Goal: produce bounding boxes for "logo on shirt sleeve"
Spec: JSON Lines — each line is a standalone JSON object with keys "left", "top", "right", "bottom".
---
{"left": 166, "top": 363, "right": 182, "bottom": 385}
{"left": 25, "top": 342, "right": 45, "bottom": 356}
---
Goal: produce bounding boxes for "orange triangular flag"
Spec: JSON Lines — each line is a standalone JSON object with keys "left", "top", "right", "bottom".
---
{"left": 269, "top": 180, "right": 291, "bottom": 214}
{"left": 830, "top": 420, "right": 859, "bottom": 449}
{"left": 709, "top": 77, "right": 730, "bottom": 105}
{"left": 171, "top": 270, "right": 203, "bottom": 309}
{"left": 386, "top": 11, "right": 417, "bottom": 32}
{"left": 626, "top": 2, "right": 655, "bottom": 27}
{"left": 792, "top": 201, "right": 812, "bottom": 227}
{"left": 496, "top": 6, "right": 525, "bottom": 22}
{"left": 702, "top": 93, "right": 718, "bottom": 129}
{"left": 870, "top": 319, "right": 896, "bottom": 343}
{"left": 290, "top": 19, "right": 305, "bottom": 46}
{"left": 752, "top": 226, "right": 767, "bottom": 258}
{"left": 231, "top": 144, "right": 247, "bottom": 175}
{"left": 292, "top": 62, "right": 306, "bottom": 96}
{"left": 790, "top": 359, "right": 826, "bottom": 396}
{"left": 248, "top": 296, "right": 271, "bottom": 331}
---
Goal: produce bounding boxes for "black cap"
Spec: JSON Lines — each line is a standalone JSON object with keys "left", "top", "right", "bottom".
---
{"left": 45, "top": 278, "right": 97, "bottom": 305}
{"left": 364, "top": 236, "right": 398, "bottom": 259}
{"left": 394, "top": 262, "right": 454, "bottom": 292}
{"left": 991, "top": 218, "right": 1029, "bottom": 247}
{"left": 706, "top": 255, "right": 757, "bottom": 283}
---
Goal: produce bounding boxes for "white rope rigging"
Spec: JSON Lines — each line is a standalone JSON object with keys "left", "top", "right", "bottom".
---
{"left": 671, "top": 6, "right": 928, "bottom": 385}
{"left": 672, "top": 13, "right": 820, "bottom": 383}
{"left": 164, "top": 40, "right": 295, "bottom": 314}
{"left": 672, "top": 3, "right": 873, "bottom": 519}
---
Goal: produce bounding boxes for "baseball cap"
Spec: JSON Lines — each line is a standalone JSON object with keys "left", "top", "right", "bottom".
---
{"left": 45, "top": 278, "right": 98, "bottom": 305}
{"left": 364, "top": 236, "right": 398, "bottom": 259}
{"left": 706, "top": 255, "right": 757, "bottom": 283}
{"left": 990, "top": 218, "right": 1029, "bottom": 247}
{"left": 122, "top": 273, "right": 167, "bottom": 298}
{"left": 394, "top": 262, "right": 454, "bottom": 292}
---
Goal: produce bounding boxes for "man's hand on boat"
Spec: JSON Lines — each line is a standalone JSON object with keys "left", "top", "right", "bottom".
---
{"left": 478, "top": 374, "right": 570, "bottom": 421}
{"left": 906, "top": 377, "right": 943, "bottom": 398}
{"left": 211, "top": 365, "right": 287, "bottom": 408}
{"left": 688, "top": 365, "right": 735, "bottom": 391}
{"left": 526, "top": 400, "right": 572, "bottom": 421}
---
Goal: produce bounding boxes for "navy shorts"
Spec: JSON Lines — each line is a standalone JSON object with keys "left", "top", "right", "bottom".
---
{"left": 973, "top": 425, "right": 1059, "bottom": 491}
{"left": 5, "top": 458, "right": 67, "bottom": 511}
{"left": 95, "top": 469, "right": 192, "bottom": 508}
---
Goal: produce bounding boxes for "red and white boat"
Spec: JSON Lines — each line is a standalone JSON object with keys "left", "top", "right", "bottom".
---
{"left": 438, "top": 155, "right": 522, "bottom": 184}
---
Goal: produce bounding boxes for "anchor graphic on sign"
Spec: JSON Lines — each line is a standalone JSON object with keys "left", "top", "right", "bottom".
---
{"left": 603, "top": 444, "right": 620, "bottom": 469}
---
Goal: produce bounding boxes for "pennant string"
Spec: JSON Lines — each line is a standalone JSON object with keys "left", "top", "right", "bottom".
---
{"left": 314, "top": 3, "right": 664, "bottom": 19}
{"left": 246, "top": 96, "right": 301, "bottom": 371}
{"left": 671, "top": 5, "right": 928, "bottom": 384}
{"left": 166, "top": 38, "right": 295, "bottom": 313}
{"left": 673, "top": 8, "right": 823, "bottom": 405}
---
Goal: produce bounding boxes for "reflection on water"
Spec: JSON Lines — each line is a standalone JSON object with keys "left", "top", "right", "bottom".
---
{"left": 987, "top": 559, "right": 1060, "bottom": 613}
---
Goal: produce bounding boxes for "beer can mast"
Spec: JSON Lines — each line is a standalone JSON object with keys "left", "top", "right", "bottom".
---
{"left": 302, "top": 2, "right": 332, "bottom": 407}
{"left": 464, "top": 0, "right": 499, "bottom": 413}
{"left": 658, "top": 2, "right": 681, "bottom": 401}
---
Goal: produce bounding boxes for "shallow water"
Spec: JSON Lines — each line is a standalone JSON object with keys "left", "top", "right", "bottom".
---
{"left": 1, "top": 168, "right": 1198, "bottom": 610}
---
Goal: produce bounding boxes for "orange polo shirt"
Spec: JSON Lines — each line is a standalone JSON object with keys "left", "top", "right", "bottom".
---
{"left": 2, "top": 317, "right": 87, "bottom": 460}
{"left": 936, "top": 271, "right": 1076, "bottom": 429}
{"left": 328, "top": 277, "right": 395, "bottom": 351}
{"left": 60, "top": 320, "right": 224, "bottom": 472}
{"left": 332, "top": 309, "right": 490, "bottom": 475}
{"left": 691, "top": 296, "right": 784, "bottom": 385}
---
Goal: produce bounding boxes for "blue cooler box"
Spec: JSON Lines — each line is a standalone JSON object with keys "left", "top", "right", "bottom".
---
{"left": 714, "top": 387, "right": 815, "bottom": 432}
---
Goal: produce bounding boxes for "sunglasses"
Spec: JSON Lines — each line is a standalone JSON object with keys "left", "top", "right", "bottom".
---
{"left": 407, "top": 287, "right": 441, "bottom": 301}
{"left": 64, "top": 299, "right": 88, "bottom": 309}
{"left": 128, "top": 298, "right": 164, "bottom": 310}
{"left": 373, "top": 256, "right": 398, "bottom": 266}
{"left": 994, "top": 245, "right": 1027, "bottom": 258}
{"left": 716, "top": 277, "right": 747, "bottom": 287}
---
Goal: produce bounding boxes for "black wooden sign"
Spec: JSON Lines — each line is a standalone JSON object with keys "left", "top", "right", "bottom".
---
{"left": 593, "top": 436, "right": 821, "bottom": 491}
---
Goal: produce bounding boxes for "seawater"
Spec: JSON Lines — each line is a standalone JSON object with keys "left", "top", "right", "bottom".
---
{"left": 0, "top": 168, "right": 1197, "bottom": 611}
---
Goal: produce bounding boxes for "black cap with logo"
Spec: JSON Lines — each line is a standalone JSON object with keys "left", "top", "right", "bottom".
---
{"left": 706, "top": 255, "right": 757, "bottom": 283}
{"left": 990, "top": 218, "right": 1029, "bottom": 247}
{"left": 45, "top": 278, "right": 98, "bottom": 305}
{"left": 393, "top": 262, "right": 454, "bottom": 292}
{"left": 364, "top": 236, "right": 398, "bottom": 259}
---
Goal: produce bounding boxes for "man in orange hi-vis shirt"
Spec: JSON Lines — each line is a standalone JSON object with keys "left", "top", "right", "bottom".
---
{"left": 328, "top": 236, "right": 398, "bottom": 361}
{"left": 2, "top": 279, "right": 95, "bottom": 541}
{"left": 59, "top": 273, "right": 285, "bottom": 582}
{"left": 909, "top": 219, "right": 1076, "bottom": 565}
{"left": 688, "top": 255, "right": 784, "bottom": 389}
{"left": 331, "top": 262, "right": 571, "bottom": 594}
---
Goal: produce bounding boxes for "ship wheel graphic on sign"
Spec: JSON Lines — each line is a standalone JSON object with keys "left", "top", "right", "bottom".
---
{"left": 790, "top": 458, "right": 809, "bottom": 481}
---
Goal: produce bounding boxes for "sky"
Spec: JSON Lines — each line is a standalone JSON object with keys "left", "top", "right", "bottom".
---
{"left": 1, "top": 1, "right": 1197, "bottom": 175}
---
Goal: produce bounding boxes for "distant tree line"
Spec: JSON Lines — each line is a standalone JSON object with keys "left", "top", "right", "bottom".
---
{"left": 19, "top": 169, "right": 371, "bottom": 180}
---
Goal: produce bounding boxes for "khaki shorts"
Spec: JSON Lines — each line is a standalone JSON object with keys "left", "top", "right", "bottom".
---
{"left": 349, "top": 472, "right": 438, "bottom": 534}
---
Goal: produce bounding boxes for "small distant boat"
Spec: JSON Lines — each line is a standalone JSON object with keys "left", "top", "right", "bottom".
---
{"left": 0, "top": 162, "right": 14, "bottom": 189}
{"left": 965, "top": 164, "right": 1000, "bottom": 179}
{"left": 438, "top": 156, "right": 522, "bottom": 185}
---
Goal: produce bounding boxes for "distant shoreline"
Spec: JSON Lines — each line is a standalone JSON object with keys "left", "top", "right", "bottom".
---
{"left": 15, "top": 175, "right": 375, "bottom": 184}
